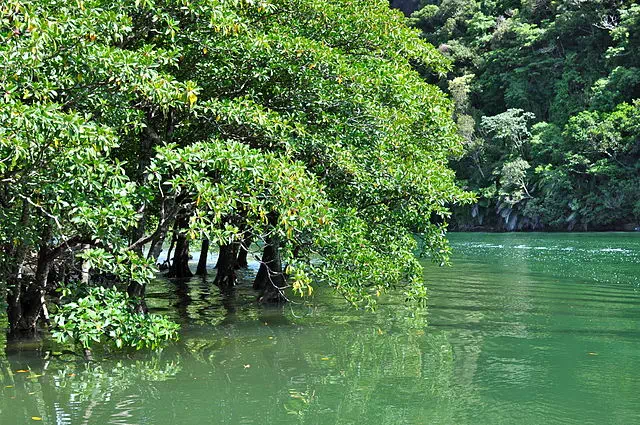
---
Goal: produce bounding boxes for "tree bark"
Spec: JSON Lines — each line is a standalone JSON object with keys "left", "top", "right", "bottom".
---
{"left": 83, "top": 348, "right": 93, "bottom": 362}
{"left": 168, "top": 214, "right": 193, "bottom": 278}
{"left": 8, "top": 240, "right": 50, "bottom": 339}
{"left": 127, "top": 277, "right": 148, "bottom": 314}
{"left": 235, "top": 234, "right": 252, "bottom": 269}
{"left": 214, "top": 244, "right": 238, "bottom": 289}
{"left": 195, "top": 239, "right": 209, "bottom": 276}
{"left": 5, "top": 247, "right": 28, "bottom": 338}
{"left": 253, "top": 233, "right": 286, "bottom": 303}
{"left": 147, "top": 231, "right": 166, "bottom": 263}
{"left": 4, "top": 202, "right": 30, "bottom": 334}
{"left": 145, "top": 196, "right": 177, "bottom": 263}
{"left": 80, "top": 244, "right": 91, "bottom": 285}
{"left": 162, "top": 230, "right": 177, "bottom": 271}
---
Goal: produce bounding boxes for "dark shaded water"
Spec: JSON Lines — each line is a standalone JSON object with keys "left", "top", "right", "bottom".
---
{"left": 1, "top": 233, "right": 640, "bottom": 424}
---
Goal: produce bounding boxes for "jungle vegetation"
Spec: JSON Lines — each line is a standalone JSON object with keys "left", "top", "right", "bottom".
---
{"left": 0, "top": 0, "right": 471, "bottom": 351}
{"left": 5, "top": 0, "right": 638, "bottom": 355}
{"left": 407, "top": 0, "right": 640, "bottom": 231}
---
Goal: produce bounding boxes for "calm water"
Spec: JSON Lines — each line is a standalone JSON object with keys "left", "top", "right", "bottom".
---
{"left": 1, "top": 233, "right": 640, "bottom": 424}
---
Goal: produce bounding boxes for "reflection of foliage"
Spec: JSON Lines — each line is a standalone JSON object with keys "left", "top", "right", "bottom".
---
{"left": 286, "top": 288, "right": 429, "bottom": 331}
{"left": 49, "top": 356, "right": 182, "bottom": 402}
{"left": 0, "top": 349, "right": 182, "bottom": 424}
{"left": 0, "top": 314, "right": 8, "bottom": 391}
{"left": 183, "top": 337, "right": 229, "bottom": 364}
{"left": 284, "top": 389, "right": 317, "bottom": 418}
{"left": 284, "top": 331, "right": 456, "bottom": 424}
{"left": 271, "top": 291, "right": 456, "bottom": 424}
{"left": 0, "top": 314, "right": 6, "bottom": 359}
{"left": 0, "top": 281, "right": 462, "bottom": 425}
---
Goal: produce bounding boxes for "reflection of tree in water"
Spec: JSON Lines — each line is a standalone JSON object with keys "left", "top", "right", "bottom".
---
{"left": 0, "top": 315, "right": 10, "bottom": 400}
{"left": 171, "top": 294, "right": 461, "bottom": 425}
{"left": 0, "top": 278, "right": 467, "bottom": 425}
{"left": 0, "top": 349, "right": 181, "bottom": 425}
{"left": 160, "top": 268, "right": 262, "bottom": 327}
{"left": 276, "top": 323, "right": 458, "bottom": 424}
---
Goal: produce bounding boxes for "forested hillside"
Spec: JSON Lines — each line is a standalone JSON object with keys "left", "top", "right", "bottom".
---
{"left": 407, "top": 0, "right": 640, "bottom": 231}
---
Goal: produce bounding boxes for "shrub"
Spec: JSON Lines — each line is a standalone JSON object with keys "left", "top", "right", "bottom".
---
{"left": 52, "top": 286, "right": 179, "bottom": 352}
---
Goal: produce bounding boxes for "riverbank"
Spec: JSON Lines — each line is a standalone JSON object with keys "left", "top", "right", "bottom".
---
{"left": 451, "top": 223, "right": 640, "bottom": 232}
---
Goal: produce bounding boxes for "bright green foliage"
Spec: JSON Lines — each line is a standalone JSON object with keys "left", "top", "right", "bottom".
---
{"left": 411, "top": 0, "right": 640, "bottom": 230}
{"left": 52, "top": 286, "right": 179, "bottom": 350}
{"left": 0, "top": 0, "right": 189, "bottom": 262}
{"left": 530, "top": 102, "right": 640, "bottom": 229}
{"left": 0, "top": 103, "right": 144, "bottom": 272}
{"left": 1, "top": 0, "right": 469, "bottom": 346}
{"left": 150, "top": 139, "right": 333, "bottom": 297}
{"left": 150, "top": 139, "right": 330, "bottom": 246}
{"left": 480, "top": 109, "right": 535, "bottom": 154}
{"left": 125, "top": 0, "right": 471, "bottom": 304}
{"left": 0, "top": 0, "right": 180, "bottom": 344}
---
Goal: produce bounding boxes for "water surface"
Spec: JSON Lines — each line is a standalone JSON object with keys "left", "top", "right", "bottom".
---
{"left": 1, "top": 232, "right": 639, "bottom": 424}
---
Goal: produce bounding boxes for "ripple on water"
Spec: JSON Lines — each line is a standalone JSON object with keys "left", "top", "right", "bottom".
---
{"left": 1, "top": 233, "right": 639, "bottom": 425}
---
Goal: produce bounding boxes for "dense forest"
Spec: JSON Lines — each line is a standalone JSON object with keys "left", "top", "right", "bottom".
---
{"left": 2, "top": 3, "right": 640, "bottom": 423}
{"left": 0, "top": 0, "right": 471, "bottom": 350}
{"left": 402, "top": 0, "right": 640, "bottom": 231}
{"left": 1, "top": 0, "right": 639, "bottom": 356}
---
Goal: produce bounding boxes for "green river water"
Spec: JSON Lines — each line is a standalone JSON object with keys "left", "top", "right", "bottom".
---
{"left": 1, "top": 232, "right": 640, "bottom": 424}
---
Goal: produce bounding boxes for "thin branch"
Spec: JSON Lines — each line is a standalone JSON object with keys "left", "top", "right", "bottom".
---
{"left": 127, "top": 201, "right": 181, "bottom": 251}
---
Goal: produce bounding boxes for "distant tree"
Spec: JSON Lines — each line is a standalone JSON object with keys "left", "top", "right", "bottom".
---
{"left": 412, "top": 0, "right": 640, "bottom": 230}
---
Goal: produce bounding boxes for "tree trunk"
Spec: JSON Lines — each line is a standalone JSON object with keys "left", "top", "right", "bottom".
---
{"left": 146, "top": 196, "right": 176, "bottom": 263}
{"left": 214, "top": 244, "right": 238, "bottom": 289}
{"left": 132, "top": 112, "right": 161, "bottom": 254}
{"left": 253, "top": 234, "right": 286, "bottom": 303}
{"left": 131, "top": 213, "right": 147, "bottom": 256}
{"left": 147, "top": 230, "right": 167, "bottom": 263}
{"left": 127, "top": 280, "right": 148, "bottom": 314}
{"left": 4, "top": 201, "right": 30, "bottom": 335}
{"left": 80, "top": 244, "right": 91, "bottom": 285}
{"left": 5, "top": 247, "right": 27, "bottom": 337}
{"left": 235, "top": 235, "right": 252, "bottom": 269}
{"left": 8, "top": 242, "right": 50, "bottom": 339}
{"left": 83, "top": 348, "right": 94, "bottom": 362}
{"left": 168, "top": 215, "right": 193, "bottom": 278}
{"left": 161, "top": 230, "right": 177, "bottom": 271}
{"left": 195, "top": 239, "right": 210, "bottom": 276}
{"left": 214, "top": 245, "right": 221, "bottom": 269}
